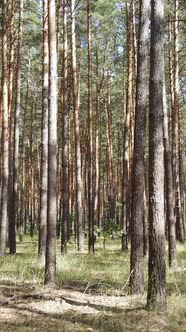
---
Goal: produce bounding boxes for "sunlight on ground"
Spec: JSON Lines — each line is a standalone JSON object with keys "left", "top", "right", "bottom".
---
{"left": 0, "top": 239, "right": 185, "bottom": 331}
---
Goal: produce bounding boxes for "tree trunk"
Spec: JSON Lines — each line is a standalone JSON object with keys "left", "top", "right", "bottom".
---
{"left": 39, "top": 0, "right": 49, "bottom": 261}
{"left": 8, "top": 0, "right": 15, "bottom": 230}
{"left": 105, "top": 75, "right": 115, "bottom": 222}
{"left": 163, "top": 77, "right": 176, "bottom": 267}
{"left": 0, "top": 0, "right": 9, "bottom": 256}
{"left": 61, "top": 0, "right": 69, "bottom": 255}
{"left": 9, "top": 0, "right": 23, "bottom": 254}
{"left": 71, "top": 0, "right": 84, "bottom": 251}
{"left": 121, "top": 0, "right": 134, "bottom": 251}
{"left": 94, "top": 46, "right": 100, "bottom": 228}
{"left": 29, "top": 102, "right": 34, "bottom": 237}
{"left": 19, "top": 63, "right": 30, "bottom": 241}
{"left": 172, "top": 0, "right": 184, "bottom": 243}
{"left": 130, "top": 0, "right": 150, "bottom": 294}
{"left": 178, "top": 110, "right": 185, "bottom": 241}
{"left": 44, "top": 0, "right": 57, "bottom": 286}
{"left": 147, "top": 0, "right": 166, "bottom": 311}
{"left": 87, "top": 0, "right": 94, "bottom": 254}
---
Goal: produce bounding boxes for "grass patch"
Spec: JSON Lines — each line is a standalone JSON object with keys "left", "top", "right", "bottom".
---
{"left": 0, "top": 236, "right": 185, "bottom": 331}
{"left": 56, "top": 241, "right": 131, "bottom": 293}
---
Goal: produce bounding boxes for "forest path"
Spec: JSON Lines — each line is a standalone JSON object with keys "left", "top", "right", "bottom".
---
{"left": 0, "top": 282, "right": 184, "bottom": 331}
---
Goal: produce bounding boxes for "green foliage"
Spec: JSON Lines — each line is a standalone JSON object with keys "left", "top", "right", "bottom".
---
{"left": 84, "top": 220, "right": 123, "bottom": 240}
{"left": 103, "top": 219, "right": 123, "bottom": 238}
{"left": 93, "top": 225, "right": 102, "bottom": 237}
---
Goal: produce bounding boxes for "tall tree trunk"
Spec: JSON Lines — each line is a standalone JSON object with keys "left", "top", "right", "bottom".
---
{"left": 94, "top": 46, "right": 100, "bottom": 228}
{"left": 178, "top": 110, "right": 185, "bottom": 241}
{"left": 71, "top": 0, "right": 84, "bottom": 251}
{"left": 121, "top": 0, "right": 134, "bottom": 251}
{"left": 87, "top": 0, "right": 94, "bottom": 254}
{"left": 39, "top": 0, "right": 49, "bottom": 260}
{"left": 29, "top": 102, "right": 34, "bottom": 237}
{"left": 168, "top": 18, "right": 174, "bottom": 134}
{"left": 61, "top": 0, "right": 69, "bottom": 255}
{"left": 9, "top": 0, "right": 23, "bottom": 254}
{"left": 7, "top": 0, "right": 15, "bottom": 247}
{"left": 105, "top": 74, "right": 115, "bottom": 222}
{"left": 172, "top": 0, "right": 184, "bottom": 243}
{"left": 44, "top": 0, "right": 57, "bottom": 286}
{"left": 0, "top": 0, "right": 9, "bottom": 256}
{"left": 163, "top": 77, "right": 176, "bottom": 267}
{"left": 19, "top": 63, "right": 30, "bottom": 241}
{"left": 147, "top": 0, "right": 166, "bottom": 311}
{"left": 130, "top": 0, "right": 150, "bottom": 294}
{"left": 8, "top": 0, "right": 15, "bottom": 148}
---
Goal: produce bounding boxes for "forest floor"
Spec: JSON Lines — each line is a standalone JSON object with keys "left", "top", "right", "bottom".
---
{"left": 0, "top": 237, "right": 185, "bottom": 331}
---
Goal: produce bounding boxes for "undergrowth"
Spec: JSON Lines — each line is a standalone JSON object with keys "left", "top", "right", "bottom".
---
{"left": 0, "top": 237, "right": 185, "bottom": 331}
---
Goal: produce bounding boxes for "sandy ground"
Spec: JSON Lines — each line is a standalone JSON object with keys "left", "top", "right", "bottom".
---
{"left": 0, "top": 282, "right": 145, "bottom": 331}
{"left": 0, "top": 282, "right": 184, "bottom": 331}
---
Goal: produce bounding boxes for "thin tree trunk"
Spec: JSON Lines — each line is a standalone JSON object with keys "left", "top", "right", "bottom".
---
{"left": 8, "top": 0, "right": 15, "bottom": 135}
{"left": 163, "top": 77, "right": 176, "bottom": 267}
{"left": 87, "top": 0, "right": 94, "bottom": 254}
{"left": 44, "top": 0, "right": 57, "bottom": 286}
{"left": 9, "top": 0, "right": 23, "bottom": 254}
{"left": 71, "top": 0, "right": 84, "bottom": 251}
{"left": 128, "top": 0, "right": 136, "bottom": 243}
{"left": 121, "top": 0, "right": 134, "bottom": 251}
{"left": 0, "top": 0, "right": 9, "bottom": 256}
{"left": 172, "top": 0, "right": 184, "bottom": 243}
{"left": 7, "top": 0, "right": 15, "bottom": 248}
{"left": 105, "top": 74, "right": 115, "bottom": 222}
{"left": 29, "top": 102, "right": 34, "bottom": 237}
{"left": 94, "top": 46, "right": 100, "bottom": 228}
{"left": 168, "top": 18, "right": 174, "bottom": 136}
{"left": 178, "top": 110, "right": 185, "bottom": 241}
{"left": 19, "top": 63, "right": 30, "bottom": 241}
{"left": 61, "top": 0, "right": 69, "bottom": 255}
{"left": 39, "top": 0, "right": 49, "bottom": 260}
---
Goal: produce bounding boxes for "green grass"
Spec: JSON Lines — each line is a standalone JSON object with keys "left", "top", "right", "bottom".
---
{"left": 56, "top": 240, "right": 131, "bottom": 293}
{"left": 0, "top": 236, "right": 185, "bottom": 331}
{"left": 0, "top": 237, "right": 185, "bottom": 295}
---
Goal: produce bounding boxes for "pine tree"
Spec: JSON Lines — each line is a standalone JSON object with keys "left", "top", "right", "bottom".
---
{"left": 0, "top": 0, "right": 9, "bottom": 256}
{"left": 147, "top": 0, "right": 166, "bottom": 311}
{"left": 45, "top": 0, "right": 57, "bottom": 286}
{"left": 39, "top": 0, "right": 49, "bottom": 261}
{"left": 71, "top": 0, "right": 84, "bottom": 251}
{"left": 130, "top": 0, "right": 150, "bottom": 294}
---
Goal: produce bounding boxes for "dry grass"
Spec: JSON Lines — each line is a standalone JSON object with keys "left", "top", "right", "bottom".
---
{"left": 0, "top": 237, "right": 185, "bottom": 331}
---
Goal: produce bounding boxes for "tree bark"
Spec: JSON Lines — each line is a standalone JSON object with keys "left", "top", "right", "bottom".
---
{"left": 8, "top": 0, "right": 15, "bottom": 220}
{"left": 61, "top": 0, "right": 69, "bottom": 255}
{"left": 163, "top": 77, "right": 176, "bottom": 267}
{"left": 19, "top": 63, "right": 30, "bottom": 241}
{"left": 9, "top": 0, "right": 23, "bottom": 254}
{"left": 130, "top": 0, "right": 150, "bottom": 294}
{"left": 39, "top": 0, "right": 49, "bottom": 261}
{"left": 147, "top": 0, "right": 166, "bottom": 311}
{"left": 0, "top": 0, "right": 9, "bottom": 256}
{"left": 87, "top": 0, "right": 94, "bottom": 254}
{"left": 94, "top": 46, "right": 100, "bottom": 228}
{"left": 121, "top": 0, "right": 134, "bottom": 251}
{"left": 29, "top": 102, "right": 34, "bottom": 237}
{"left": 44, "top": 0, "right": 57, "bottom": 286}
{"left": 105, "top": 75, "right": 115, "bottom": 222}
{"left": 71, "top": 0, "right": 84, "bottom": 251}
{"left": 172, "top": 0, "right": 184, "bottom": 243}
